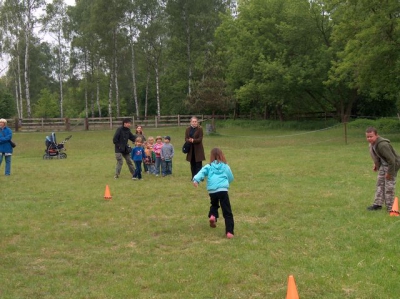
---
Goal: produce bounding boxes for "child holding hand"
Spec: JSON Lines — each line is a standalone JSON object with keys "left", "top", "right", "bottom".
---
{"left": 144, "top": 136, "right": 156, "bottom": 174}
{"left": 193, "top": 148, "right": 235, "bottom": 239}
{"left": 153, "top": 136, "right": 163, "bottom": 176}
{"left": 161, "top": 136, "right": 174, "bottom": 176}
{"left": 131, "top": 137, "right": 146, "bottom": 180}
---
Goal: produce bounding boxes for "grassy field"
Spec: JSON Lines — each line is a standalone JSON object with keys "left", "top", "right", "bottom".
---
{"left": 1, "top": 122, "right": 400, "bottom": 298}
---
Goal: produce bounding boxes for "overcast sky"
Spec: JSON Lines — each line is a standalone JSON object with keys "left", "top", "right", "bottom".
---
{"left": 65, "top": 0, "right": 75, "bottom": 6}
{"left": 0, "top": 0, "right": 77, "bottom": 75}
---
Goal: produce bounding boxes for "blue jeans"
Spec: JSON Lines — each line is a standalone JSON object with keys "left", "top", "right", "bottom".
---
{"left": 133, "top": 160, "right": 143, "bottom": 179}
{"left": 147, "top": 164, "right": 156, "bottom": 174}
{"left": 161, "top": 160, "right": 172, "bottom": 176}
{"left": 154, "top": 157, "right": 161, "bottom": 175}
{"left": 0, "top": 154, "right": 11, "bottom": 175}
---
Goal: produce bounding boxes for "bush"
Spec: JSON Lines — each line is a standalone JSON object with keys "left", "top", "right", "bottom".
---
{"left": 349, "top": 118, "right": 400, "bottom": 133}
{"left": 215, "top": 119, "right": 339, "bottom": 130}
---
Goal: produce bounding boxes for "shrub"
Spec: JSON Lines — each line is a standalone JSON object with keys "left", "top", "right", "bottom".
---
{"left": 349, "top": 118, "right": 400, "bottom": 133}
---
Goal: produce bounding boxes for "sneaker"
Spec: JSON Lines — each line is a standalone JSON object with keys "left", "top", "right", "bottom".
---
{"left": 226, "top": 232, "right": 234, "bottom": 239}
{"left": 114, "top": 174, "right": 119, "bottom": 179}
{"left": 367, "top": 204, "right": 382, "bottom": 211}
{"left": 209, "top": 215, "right": 216, "bottom": 228}
{"left": 132, "top": 177, "right": 137, "bottom": 180}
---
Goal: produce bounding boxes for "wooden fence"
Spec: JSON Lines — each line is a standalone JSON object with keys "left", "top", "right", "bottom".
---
{"left": 5, "top": 115, "right": 229, "bottom": 133}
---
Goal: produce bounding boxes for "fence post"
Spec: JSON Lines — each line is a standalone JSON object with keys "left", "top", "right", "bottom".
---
{"left": 41, "top": 118, "right": 44, "bottom": 132}
{"left": 14, "top": 118, "right": 19, "bottom": 132}
{"left": 132, "top": 116, "right": 135, "bottom": 128}
{"left": 85, "top": 118, "right": 89, "bottom": 131}
{"left": 155, "top": 116, "right": 158, "bottom": 128}
{"left": 65, "top": 118, "right": 70, "bottom": 131}
{"left": 178, "top": 114, "right": 180, "bottom": 126}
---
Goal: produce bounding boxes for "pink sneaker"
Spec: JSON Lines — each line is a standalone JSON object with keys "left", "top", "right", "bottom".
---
{"left": 209, "top": 215, "right": 216, "bottom": 228}
{"left": 226, "top": 232, "right": 234, "bottom": 239}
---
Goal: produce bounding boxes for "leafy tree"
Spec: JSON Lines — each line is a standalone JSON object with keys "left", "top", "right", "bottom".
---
{"left": 187, "top": 45, "right": 231, "bottom": 115}
{"left": 325, "top": 0, "right": 400, "bottom": 118}
{"left": 164, "top": 0, "right": 229, "bottom": 110}
{"left": 216, "top": 0, "right": 334, "bottom": 120}
{"left": 33, "top": 88, "right": 59, "bottom": 117}
{"left": 42, "top": 0, "right": 70, "bottom": 118}
{"left": 0, "top": 79, "right": 15, "bottom": 118}
{"left": 139, "top": 0, "right": 167, "bottom": 118}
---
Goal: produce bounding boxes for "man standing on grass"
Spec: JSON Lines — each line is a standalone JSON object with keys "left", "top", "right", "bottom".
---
{"left": 113, "top": 118, "right": 137, "bottom": 179}
{"left": 366, "top": 127, "right": 400, "bottom": 211}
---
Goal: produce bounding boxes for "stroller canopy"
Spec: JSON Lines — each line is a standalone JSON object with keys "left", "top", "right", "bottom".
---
{"left": 45, "top": 132, "right": 57, "bottom": 145}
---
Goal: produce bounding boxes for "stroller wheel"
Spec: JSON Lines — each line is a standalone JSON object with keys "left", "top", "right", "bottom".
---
{"left": 60, "top": 153, "right": 67, "bottom": 159}
{"left": 43, "top": 154, "right": 48, "bottom": 160}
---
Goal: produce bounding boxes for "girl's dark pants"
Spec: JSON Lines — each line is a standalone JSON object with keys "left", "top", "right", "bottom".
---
{"left": 208, "top": 191, "right": 234, "bottom": 235}
{"left": 133, "top": 160, "right": 142, "bottom": 179}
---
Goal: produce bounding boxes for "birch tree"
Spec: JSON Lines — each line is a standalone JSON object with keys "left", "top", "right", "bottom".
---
{"left": 42, "top": 0, "right": 69, "bottom": 117}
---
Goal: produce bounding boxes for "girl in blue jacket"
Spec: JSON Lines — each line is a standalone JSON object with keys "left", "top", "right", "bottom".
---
{"left": 193, "top": 148, "right": 235, "bottom": 239}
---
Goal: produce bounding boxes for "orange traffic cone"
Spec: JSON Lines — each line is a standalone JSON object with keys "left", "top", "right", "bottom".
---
{"left": 390, "top": 197, "right": 399, "bottom": 216}
{"left": 286, "top": 275, "right": 299, "bottom": 299}
{"left": 104, "top": 185, "right": 112, "bottom": 200}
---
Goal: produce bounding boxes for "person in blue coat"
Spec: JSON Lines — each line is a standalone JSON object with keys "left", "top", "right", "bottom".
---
{"left": 193, "top": 148, "right": 235, "bottom": 239}
{"left": 0, "top": 118, "right": 13, "bottom": 176}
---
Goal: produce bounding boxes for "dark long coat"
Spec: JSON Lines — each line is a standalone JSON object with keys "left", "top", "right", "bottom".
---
{"left": 185, "top": 126, "right": 206, "bottom": 163}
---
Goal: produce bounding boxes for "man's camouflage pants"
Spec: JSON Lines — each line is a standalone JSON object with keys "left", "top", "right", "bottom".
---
{"left": 374, "top": 165, "right": 397, "bottom": 210}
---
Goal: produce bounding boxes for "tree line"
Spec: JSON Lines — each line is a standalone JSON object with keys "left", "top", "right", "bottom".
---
{"left": 0, "top": 0, "right": 399, "bottom": 122}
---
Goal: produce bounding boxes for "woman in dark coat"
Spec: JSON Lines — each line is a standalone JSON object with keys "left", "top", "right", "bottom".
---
{"left": 185, "top": 116, "right": 205, "bottom": 179}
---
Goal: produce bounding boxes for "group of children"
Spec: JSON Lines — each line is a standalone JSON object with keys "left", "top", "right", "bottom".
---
{"left": 130, "top": 134, "right": 174, "bottom": 180}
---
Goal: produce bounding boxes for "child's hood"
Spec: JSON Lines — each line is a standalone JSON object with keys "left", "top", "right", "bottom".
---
{"left": 210, "top": 161, "right": 228, "bottom": 173}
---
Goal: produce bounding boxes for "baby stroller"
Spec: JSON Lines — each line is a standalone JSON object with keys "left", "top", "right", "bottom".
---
{"left": 43, "top": 132, "right": 72, "bottom": 159}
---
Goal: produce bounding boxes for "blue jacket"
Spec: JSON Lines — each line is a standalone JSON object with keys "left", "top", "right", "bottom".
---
{"left": 131, "top": 146, "right": 146, "bottom": 162}
{"left": 193, "top": 161, "right": 234, "bottom": 193}
{"left": 0, "top": 126, "right": 13, "bottom": 154}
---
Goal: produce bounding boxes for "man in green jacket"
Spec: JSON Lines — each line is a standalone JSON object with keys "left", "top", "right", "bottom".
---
{"left": 366, "top": 127, "right": 400, "bottom": 211}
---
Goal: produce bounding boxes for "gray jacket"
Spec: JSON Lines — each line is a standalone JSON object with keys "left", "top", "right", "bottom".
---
{"left": 161, "top": 143, "right": 174, "bottom": 160}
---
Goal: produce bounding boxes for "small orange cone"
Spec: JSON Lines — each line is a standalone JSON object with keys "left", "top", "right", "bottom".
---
{"left": 390, "top": 197, "right": 399, "bottom": 216}
{"left": 286, "top": 275, "right": 299, "bottom": 299}
{"left": 104, "top": 185, "right": 112, "bottom": 200}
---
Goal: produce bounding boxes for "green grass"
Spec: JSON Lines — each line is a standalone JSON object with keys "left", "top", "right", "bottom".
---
{"left": 1, "top": 124, "right": 400, "bottom": 298}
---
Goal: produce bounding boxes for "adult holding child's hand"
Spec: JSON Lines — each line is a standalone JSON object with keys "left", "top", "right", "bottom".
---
{"left": 185, "top": 116, "right": 205, "bottom": 179}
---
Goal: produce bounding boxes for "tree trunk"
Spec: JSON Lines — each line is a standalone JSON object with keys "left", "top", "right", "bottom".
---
{"left": 14, "top": 75, "right": 20, "bottom": 118}
{"left": 145, "top": 64, "right": 150, "bottom": 120}
{"left": 96, "top": 72, "right": 101, "bottom": 117}
{"left": 184, "top": 9, "right": 192, "bottom": 96}
{"left": 155, "top": 61, "right": 160, "bottom": 118}
{"left": 211, "top": 110, "right": 216, "bottom": 132}
{"left": 24, "top": 29, "right": 31, "bottom": 118}
{"left": 108, "top": 71, "right": 114, "bottom": 119}
{"left": 131, "top": 40, "right": 139, "bottom": 119}
{"left": 58, "top": 30, "right": 64, "bottom": 118}
{"left": 115, "top": 57, "right": 120, "bottom": 117}
{"left": 84, "top": 49, "right": 88, "bottom": 118}
{"left": 114, "top": 30, "right": 120, "bottom": 117}
{"left": 276, "top": 105, "right": 284, "bottom": 121}
{"left": 17, "top": 45, "right": 23, "bottom": 118}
